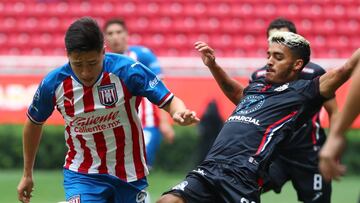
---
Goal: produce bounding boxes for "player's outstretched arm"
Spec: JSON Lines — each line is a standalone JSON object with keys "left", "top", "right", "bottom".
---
{"left": 162, "top": 96, "right": 200, "bottom": 126}
{"left": 319, "top": 48, "right": 360, "bottom": 98}
{"left": 323, "top": 98, "right": 338, "bottom": 127}
{"left": 194, "top": 41, "right": 245, "bottom": 105}
{"left": 17, "top": 119, "right": 43, "bottom": 203}
{"left": 319, "top": 62, "right": 360, "bottom": 181}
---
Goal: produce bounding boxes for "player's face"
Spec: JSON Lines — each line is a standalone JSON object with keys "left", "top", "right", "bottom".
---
{"left": 265, "top": 43, "right": 302, "bottom": 84}
{"left": 104, "top": 24, "right": 128, "bottom": 53}
{"left": 68, "top": 49, "right": 105, "bottom": 87}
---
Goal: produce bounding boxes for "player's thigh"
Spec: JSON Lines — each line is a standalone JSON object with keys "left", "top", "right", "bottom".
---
{"left": 113, "top": 177, "right": 148, "bottom": 203}
{"left": 163, "top": 173, "right": 219, "bottom": 203}
{"left": 290, "top": 169, "right": 331, "bottom": 203}
{"left": 63, "top": 169, "right": 111, "bottom": 203}
{"left": 262, "top": 157, "right": 290, "bottom": 193}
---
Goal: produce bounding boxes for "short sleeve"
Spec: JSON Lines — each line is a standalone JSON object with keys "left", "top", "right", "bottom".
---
{"left": 123, "top": 62, "right": 173, "bottom": 108}
{"left": 27, "top": 80, "right": 55, "bottom": 124}
{"left": 295, "top": 77, "right": 328, "bottom": 102}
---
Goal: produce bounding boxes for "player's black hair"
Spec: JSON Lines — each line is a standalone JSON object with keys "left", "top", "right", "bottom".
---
{"left": 267, "top": 18, "right": 297, "bottom": 37}
{"left": 65, "top": 17, "right": 104, "bottom": 53}
{"left": 103, "top": 18, "right": 127, "bottom": 32}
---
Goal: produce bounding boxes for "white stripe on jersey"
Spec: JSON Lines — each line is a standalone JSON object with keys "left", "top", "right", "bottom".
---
{"left": 68, "top": 133, "right": 85, "bottom": 172}
{"left": 103, "top": 128, "right": 116, "bottom": 176}
{"left": 145, "top": 99, "right": 155, "bottom": 127}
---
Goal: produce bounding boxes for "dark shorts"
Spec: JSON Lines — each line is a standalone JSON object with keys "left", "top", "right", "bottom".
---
{"left": 262, "top": 157, "right": 331, "bottom": 203}
{"left": 164, "top": 161, "right": 261, "bottom": 203}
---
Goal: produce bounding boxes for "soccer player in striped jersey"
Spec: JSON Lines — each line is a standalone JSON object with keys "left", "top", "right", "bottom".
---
{"left": 158, "top": 33, "right": 360, "bottom": 203}
{"left": 103, "top": 19, "right": 175, "bottom": 171}
{"left": 17, "top": 17, "right": 199, "bottom": 203}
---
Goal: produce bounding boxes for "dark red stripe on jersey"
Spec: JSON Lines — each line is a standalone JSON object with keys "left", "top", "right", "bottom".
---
{"left": 100, "top": 72, "right": 116, "bottom": 109}
{"left": 83, "top": 86, "right": 95, "bottom": 113}
{"left": 114, "top": 126, "right": 127, "bottom": 180}
{"left": 311, "top": 114, "right": 318, "bottom": 145}
{"left": 255, "top": 111, "right": 298, "bottom": 155}
{"left": 140, "top": 129, "right": 147, "bottom": 163}
{"left": 153, "top": 103, "right": 160, "bottom": 127}
{"left": 257, "top": 178, "right": 264, "bottom": 187}
{"left": 121, "top": 80, "right": 145, "bottom": 179}
{"left": 93, "top": 132, "right": 108, "bottom": 174}
{"left": 63, "top": 77, "right": 74, "bottom": 117}
{"left": 77, "top": 135, "right": 93, "bottom": 173}
{"left": 135, "top": 96, "right": 142, "bottom": 113}
{"left": 141, "top": 99, "right": 146, "bottom": 127}
{"left": 64, "top": 126, "right": 76, "bottom": 169}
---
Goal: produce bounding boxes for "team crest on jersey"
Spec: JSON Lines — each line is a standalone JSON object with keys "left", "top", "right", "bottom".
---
{"left": 68, "top": 195, "right": 80, "bottom": 203}
{"left": 235, "top": 95, "right": 265, "bottom": 115}
{"left": 98, "top": 83, "right": 118, "bottom": 106}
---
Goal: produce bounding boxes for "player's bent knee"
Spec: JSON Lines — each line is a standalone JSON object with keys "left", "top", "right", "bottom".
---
{"left": 156, "top": 194, "right": 185, "bottom": 203}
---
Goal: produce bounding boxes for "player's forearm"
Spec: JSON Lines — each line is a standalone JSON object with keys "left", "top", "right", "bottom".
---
{"left": 162, "top": 96, "right": 186, "bottom": 117}
{"left": 323, "top": 98, "right": 338, "bottom": 127}
{"left": 22, "top": 119, "right": 43, "bottom": 177}
{"left": 332, "top": 68, "right": 360, "bottom": 135}
{"left": 207, "top": 62, "right": 244, "bottom": 105}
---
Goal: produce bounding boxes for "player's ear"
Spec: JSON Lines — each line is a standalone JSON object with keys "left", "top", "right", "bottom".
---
{"left": 293, "top": 59, "right": 304, "bottom": 72}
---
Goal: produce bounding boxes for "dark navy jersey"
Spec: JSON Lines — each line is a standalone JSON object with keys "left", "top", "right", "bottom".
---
{"left": 205, "top": 78, "right": 327, "bottom": 176}
{"left": 250, "top": 62, "right": 327, "bottom": 169}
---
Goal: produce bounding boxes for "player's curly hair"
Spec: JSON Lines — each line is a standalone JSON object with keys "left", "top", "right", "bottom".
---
{"left": 269, "top": 31, "right": 311, "bottom": 69}
{"left": 65, "top": 17, "right": 104, "bottom": 53}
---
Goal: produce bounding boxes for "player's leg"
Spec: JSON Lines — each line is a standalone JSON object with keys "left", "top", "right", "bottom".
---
{"left": 261, "top": 156, "right": 291, "bottom": 194}
{"left": 290, "top": 167, "right": 331, "bottom": 203}
{"left": 157, "top": 194, "right": 185, "bottom": 203}
{"left": 159, "top": 170, "right": 220, "bottom": 203}
{"left": 63, "top": 169, "right": 112, "bottom": 203}
{"left": 143, "top": 127, "right": 162, "bottom": 169}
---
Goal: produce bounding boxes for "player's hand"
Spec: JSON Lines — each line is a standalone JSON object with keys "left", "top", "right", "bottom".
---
{"left": 172, "top": 110, "right": 200, "bottom": 126}
{"left": 194, "top": 41, "right": 216, "bottom": 67}
{"left": 319, "top": 134, "right": 347, "bottom": 182}
{"left": 17, "top": 175, "right": 34, "bottom": 203}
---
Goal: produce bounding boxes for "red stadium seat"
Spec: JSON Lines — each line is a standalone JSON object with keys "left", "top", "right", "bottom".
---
{"left": 0, "top": 0, "right": 359, "bottom": 57}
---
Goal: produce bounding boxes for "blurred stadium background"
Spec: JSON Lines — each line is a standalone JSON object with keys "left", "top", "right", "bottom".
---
{"left": 0, "top": 0, "right": 359, "bottom": 202}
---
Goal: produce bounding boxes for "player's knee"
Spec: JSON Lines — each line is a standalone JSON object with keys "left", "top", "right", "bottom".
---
{"left": 156, "top": 194, "right": 185, "bottom": 203}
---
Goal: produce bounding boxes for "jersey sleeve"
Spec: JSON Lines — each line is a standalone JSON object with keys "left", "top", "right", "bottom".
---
{"left": 27, "top": 79, "right": 55, "bottom": 124}
{"left": 123, "top": 62, "right": 173, "bottom": 108}
{"left": 295, "top": 77, "right": 328, "bottom": 102}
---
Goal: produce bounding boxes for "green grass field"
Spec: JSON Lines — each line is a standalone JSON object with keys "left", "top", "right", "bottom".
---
{"left": 1, "top": 170, "right": 358, "bottom": 203}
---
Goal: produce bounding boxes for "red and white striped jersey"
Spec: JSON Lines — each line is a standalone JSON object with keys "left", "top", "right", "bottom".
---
{"left": 27, "top": 53, "right": 174, "bottom": 182}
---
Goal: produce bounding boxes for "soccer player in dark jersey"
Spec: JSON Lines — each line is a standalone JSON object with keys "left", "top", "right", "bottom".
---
{"left": 320, "top": 67, "right": 360, "bottom": 181}
{"left": 249, "top": 18, "right": 337, "bottom": 203}
{"left": 157, "top": 32, "right": 360, "bottom": 203}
